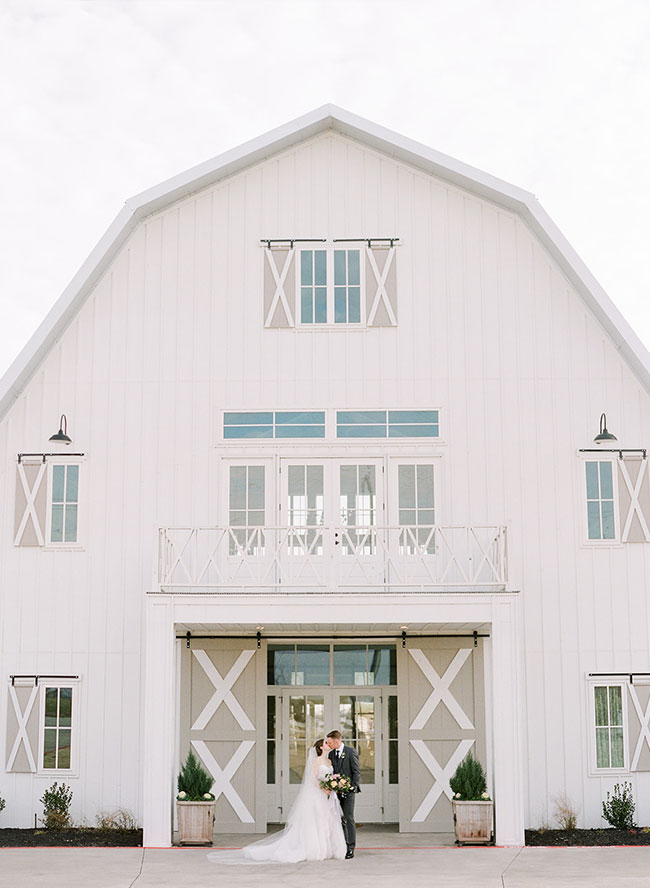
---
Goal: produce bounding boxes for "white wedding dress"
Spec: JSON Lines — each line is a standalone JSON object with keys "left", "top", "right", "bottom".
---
{"left": 207, "top": 751, "right": 346, "bottom": 864}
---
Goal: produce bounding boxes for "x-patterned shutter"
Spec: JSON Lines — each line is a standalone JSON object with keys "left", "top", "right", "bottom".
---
{"left": 14, "top": 460, "right": 48, "bottom": 547}
{"left": 263, "top": 248, "right": 296, "bottom": 327}
{"left": 627, "top": 682, "right": 650, "bottom": 771}
{"left": 617, "top": 457, "right": 650, "bottom": 543}
{"left": 5, "top": 682, "right": 40, "bottom": 772}
{"left": 365, "top": 245, "right": 397, "bottom": 326}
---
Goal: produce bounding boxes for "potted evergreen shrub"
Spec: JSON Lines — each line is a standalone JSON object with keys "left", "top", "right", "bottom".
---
{"left": 449, "top": 751, "right": 493, "bottom": 844}
{"left": 176, "top": 748, "right": 216, "bottom": 845}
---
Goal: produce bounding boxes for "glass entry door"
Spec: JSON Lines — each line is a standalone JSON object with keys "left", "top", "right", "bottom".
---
{"left": 278, "top": 688, "right": 384, "bottom": 822}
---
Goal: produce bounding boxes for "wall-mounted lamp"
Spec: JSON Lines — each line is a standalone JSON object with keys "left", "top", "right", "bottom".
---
{"left": 49, "top": 414, "right": 72, "bottom": 445}
{"left": 594, "top": 413, "right": 617, "bottom": 445}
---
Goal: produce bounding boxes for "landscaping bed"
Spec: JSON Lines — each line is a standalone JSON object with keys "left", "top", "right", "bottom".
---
{"left": 0, "top": 828, "right": 142, "bottom": 847}
{"left": 525, "top": 828, "right": 650, "bottom": 846}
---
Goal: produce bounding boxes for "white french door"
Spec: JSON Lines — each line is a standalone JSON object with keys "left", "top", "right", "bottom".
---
{"left": 275, "top": 688, "right": 385, "bottom": 823}
{"left": 279, "top": 459, "right": 384, "bottom": 587}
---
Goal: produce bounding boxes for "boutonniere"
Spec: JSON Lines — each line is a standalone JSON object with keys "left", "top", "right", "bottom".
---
{"left": 340, "top": 750, "right": 346, "bottom": 761}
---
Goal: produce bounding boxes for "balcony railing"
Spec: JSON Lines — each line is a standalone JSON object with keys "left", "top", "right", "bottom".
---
{"left": 156, "top": 525, "right": 507, "bottom": 593}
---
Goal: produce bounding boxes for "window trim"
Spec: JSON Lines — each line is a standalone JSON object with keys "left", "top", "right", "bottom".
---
{"left": 587, "top": 677, "right": 629, "bottom": 776}
{"left": 579, "top": 455, "right": 620, "bottom": 546}
{"left": 37, "top": 678, "right": 80, "bottom": 777}
{"left": 295, "top": 247, "right": 367, "bottom": 328}
{"left": 44, "top": 457, "right": 84, "bottom": 550}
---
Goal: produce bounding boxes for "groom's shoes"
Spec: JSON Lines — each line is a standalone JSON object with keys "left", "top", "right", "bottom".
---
{"left": 345, "top": 848, "right": 354, "bottom": 859}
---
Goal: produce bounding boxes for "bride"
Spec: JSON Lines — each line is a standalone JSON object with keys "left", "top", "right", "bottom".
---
{"left": 207, "top": 738, "right": 346, "bottom": 864}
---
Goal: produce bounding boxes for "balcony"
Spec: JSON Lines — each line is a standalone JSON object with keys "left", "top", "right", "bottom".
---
{"left": 156, "top": 525, "right": 508, "bottom": 594}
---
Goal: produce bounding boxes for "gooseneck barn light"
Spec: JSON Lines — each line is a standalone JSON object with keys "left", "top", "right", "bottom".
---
{"left": 593, "top": 413, "right": 617, "bottom": 445}
{"left": 49, "top": 414, "right": 72, "bottom": 445}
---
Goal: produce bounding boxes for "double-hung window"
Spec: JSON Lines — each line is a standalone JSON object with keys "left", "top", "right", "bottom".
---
{"left": 299, "top": 249, "right": 362, "bottom": 325}
{"left": 40, "top": 681, "right": 77, "bottom": 773}
{"left": 45, "top": 462, "right": 81, "bottom": 546}
{"left": 585, "top": 460, "right": 616, "bottom": 541}
{"left": 592, "top": 683, "right": 626, "bottom": 771}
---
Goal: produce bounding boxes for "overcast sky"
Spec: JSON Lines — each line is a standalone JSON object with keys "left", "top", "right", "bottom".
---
{"left": 2, "top": 0, "right": 650, "bottom": 380}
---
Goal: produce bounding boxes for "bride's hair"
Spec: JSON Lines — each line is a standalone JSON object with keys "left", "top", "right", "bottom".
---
{"left": 313, "top": 738, "right": 325, "bottom": 755}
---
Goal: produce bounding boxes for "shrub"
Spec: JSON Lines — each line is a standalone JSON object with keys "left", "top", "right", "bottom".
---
{"left": 177, "top": 749, "right": 215, "bottom": 801}
{"left": 0, "top": 795, "right": 5, "bottom": 814}
{"left": 449, "top": 751, "right": 491, "bottom": 801}
{"left": 602, "top": 782, "right": 636, "bottom": 830}
{"left": 552, "top": 793, "right": 578, "bottom": 830}
{"left": 40, "top": 782, "right": 73, "bottom": 829}
{"left": 96, "top": 808, "right": 138, "bottom": 830}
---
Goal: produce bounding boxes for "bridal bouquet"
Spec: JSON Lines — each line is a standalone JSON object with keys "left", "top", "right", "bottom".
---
{"left": 320, "top": 774, "right": 354, "bottom": 795}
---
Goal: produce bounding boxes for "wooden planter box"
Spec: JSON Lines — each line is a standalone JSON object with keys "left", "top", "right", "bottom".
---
{"left": 176, "top": 801, "right": 215, "bottom": 845}
{"left": 452, "top": 800, "right": 494, "bottom": 844}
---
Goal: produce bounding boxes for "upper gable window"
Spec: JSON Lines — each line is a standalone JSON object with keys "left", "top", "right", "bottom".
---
{"left": 300, "top": 250, "right": 328, "bottom": 324}
{"left": 334, "top": 250, "right": 361, "bottom": 324}
{"left": 299, "top": 249, "right": 361, "bottom": 325}
{"left": 263, "top": 242, "right": 397, "bottom": 329}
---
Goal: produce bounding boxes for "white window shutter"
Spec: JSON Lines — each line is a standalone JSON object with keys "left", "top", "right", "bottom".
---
{"left": 627, "top": 682, "right": 650, "bottom": 771}
{"left": 14, "top": 460, "right": 48, "bottom": 546}
{"left": 5, "top": 684, "right": 39, "bottom": 772}
{"left": 617, "top": 457, "right": 650, "bottom": 543}
{"left": 263, "top": 248, "right": 296, "bottom": 328}
{"left": 366, "top": 246, "right": 397, "bottom": 326}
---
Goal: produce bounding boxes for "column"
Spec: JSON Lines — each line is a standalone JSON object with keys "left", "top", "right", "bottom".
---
{"left": 491, "top": 598, "right": 525, "bottom": 845}
{"left": 142, "top": 597, "right": 175, "bottom": 847}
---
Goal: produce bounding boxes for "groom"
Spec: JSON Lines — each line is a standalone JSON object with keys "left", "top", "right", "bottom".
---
{"left": 326, "top": 730, "right": 361, "bottom": 859}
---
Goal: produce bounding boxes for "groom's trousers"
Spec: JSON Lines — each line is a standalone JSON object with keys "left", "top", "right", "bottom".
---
{"left": 339, "top": 793, "right": 356, "bottom": 850}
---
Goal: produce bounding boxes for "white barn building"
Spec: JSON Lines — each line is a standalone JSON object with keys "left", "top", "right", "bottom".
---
{"left": 2, "top": 106, "right": 650, "bottom": 848}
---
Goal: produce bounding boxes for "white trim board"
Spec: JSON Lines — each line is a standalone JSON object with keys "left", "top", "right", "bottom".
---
{"left": 2, "top": 104, "right": 650, "bottom": 421}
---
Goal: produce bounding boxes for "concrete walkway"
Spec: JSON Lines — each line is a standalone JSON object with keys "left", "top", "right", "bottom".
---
{"left": 1, "top": 830, "right": 650, "bottom": 887}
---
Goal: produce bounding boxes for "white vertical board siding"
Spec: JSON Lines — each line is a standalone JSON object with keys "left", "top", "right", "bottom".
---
{"left": 1, "top": 129, "right": 650, "bottom": 829}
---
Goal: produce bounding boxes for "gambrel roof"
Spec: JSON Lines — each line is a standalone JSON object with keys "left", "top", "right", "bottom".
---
{"left": 2, "top": 103, "right": 650, "bottom": 419}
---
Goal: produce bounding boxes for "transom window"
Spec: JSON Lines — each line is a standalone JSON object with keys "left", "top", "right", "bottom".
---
{"left": 300, "top": 249, "right": 362, "bottom": 325}
{"left": 337, "top": 410, "right": 439, "bottom": 438}
{"left": 224, "top": 411, "right": 325, "bottom": 439}
{"left": 585, "top": 461, "right": 615, "bottom": 540}
{"left": 223, "top": 409, "right": 440, "bottom": 440}
{"left": 268, "top": 643, "right": 397, "bottom": 686}
{"left": 594, "top": 684, "right": 625, "bottom": 769}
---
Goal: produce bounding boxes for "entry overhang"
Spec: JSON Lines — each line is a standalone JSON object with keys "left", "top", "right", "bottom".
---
{"left": 142, "top": 592, "right": 524, "bottom": 848}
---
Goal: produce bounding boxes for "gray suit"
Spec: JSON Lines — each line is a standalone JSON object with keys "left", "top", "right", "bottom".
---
{"left": 329, "top": 744, "right": 361, "bottom": 852}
